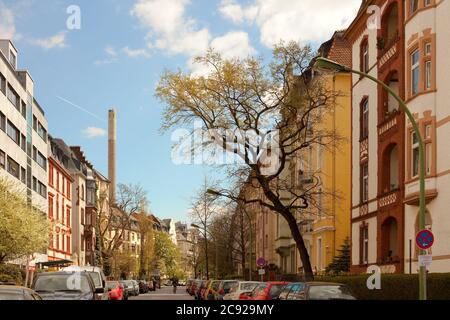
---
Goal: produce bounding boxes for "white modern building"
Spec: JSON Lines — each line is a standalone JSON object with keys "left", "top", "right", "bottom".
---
{"left": 0, "top": 39, "right": 49, "bottom": 267}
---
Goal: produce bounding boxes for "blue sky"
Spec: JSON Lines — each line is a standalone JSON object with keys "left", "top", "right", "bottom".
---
{"left": 0, "top": 0, "right": 361, "bottom": 221}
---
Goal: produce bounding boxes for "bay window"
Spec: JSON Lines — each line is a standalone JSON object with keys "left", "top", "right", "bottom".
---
{"left": 411, "top": 50, "right": 420, "bottom": 95}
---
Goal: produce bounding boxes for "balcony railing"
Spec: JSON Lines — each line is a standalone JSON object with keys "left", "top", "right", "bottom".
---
{"left": 377, "top": 33, "right": 400, "bottom": 68}
{"left": 378, "top": 189, "right": 399, "bottom": 208}
{"left": 378, "top": 109, "right": 399, "bottom": 136}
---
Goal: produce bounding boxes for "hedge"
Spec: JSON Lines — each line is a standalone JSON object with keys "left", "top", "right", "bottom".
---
{"left": 0, "top": 264, "right": 25, "bottom": 285}
{"left": 315, "top": 273, "right": 450, "bottom": 300}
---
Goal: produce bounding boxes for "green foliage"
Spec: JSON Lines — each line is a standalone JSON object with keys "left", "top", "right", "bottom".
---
{"left": 153, "top": 231, "right": 180, "bottom": 278}
{"left": 326, "top": 238, "right": 350, "bottom": 275}
{"left": 0, "top": 178, "right": 50, "bottom": 263}
{"left": 0, "top": 264, "right": 24, "bottom": 285}
{"left": 316, "top": 273, "right": 450, "bottom": 300}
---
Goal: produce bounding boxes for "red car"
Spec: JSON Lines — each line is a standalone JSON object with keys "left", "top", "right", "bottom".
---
{"left": 106, "top": 281, "right": 125, "bottom": 301}
{"left": 239, "top": 282, "right": 290, "bottom": 300}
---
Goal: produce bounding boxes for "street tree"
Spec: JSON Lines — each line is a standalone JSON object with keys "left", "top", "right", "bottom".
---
{"left": 136, "top": 212, "right": 155, "bottom": 279}
{"left": 97, "top": 183, "right": 148, "bottom": 275}
{"left": 157, "top": 42, "right": 339, "bottom": 280}
{"left": 0, "top": 178, "right": 50, "bottom": 264}
{"left": 153, "top": 231, "right": 180, "bottom": 278}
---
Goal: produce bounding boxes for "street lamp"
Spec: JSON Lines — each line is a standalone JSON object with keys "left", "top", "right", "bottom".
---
{"left": 315, "top": 57, "right": 427, "bottom": 300}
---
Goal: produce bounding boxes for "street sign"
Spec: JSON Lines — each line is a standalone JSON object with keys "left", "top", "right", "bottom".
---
{"left": 256, "top": 257, "right": 266, "bottom": 267}
{"left": 416, "top": 230, "right": 434, "bottom": 250}
{"left": 27, "top": 266, "right": 36, "bottom": 272}
{"left": 258, "top": 269, "right": 265, "bottom": 276}
{"left": 419, "top": 255, "right": 432, "bottom": 267}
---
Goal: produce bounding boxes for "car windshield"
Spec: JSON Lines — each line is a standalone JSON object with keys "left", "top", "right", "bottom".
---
{"left": 224, "top": 282, "right": 238, "bottom": 290}
{"left": 269, "top": 285, "right": 285, "bottom": 298}
{"left": 0, "top": 291, "right": 24, "bottom": 300}
{"left": 88, "top": 272, "right": 102, "bottom": 287}
{"left": 309, "top": 285, "right": 354, "bottom": 300}
{"left": 240, "top": 283, "right": 258, "bottom": 291}
{"left": 34, "top": 274, "right": 92, "bottom": 294}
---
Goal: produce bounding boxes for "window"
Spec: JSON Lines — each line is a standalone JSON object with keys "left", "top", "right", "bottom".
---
{"left": 0, "top": 150, "right": 5, "bottom": 169}
{"left": 412, "top": 132, "right": 420, "bottom": 177}
{"left": 21, "top": 101, "right": 27, "bottom": 119}
{"left": 361, "top": 163, "right": 369, "bottom": 203}
{"left": 20, "top": 134, "right": 26, "bottom": 151}
{"left": 425, "top": 60, "right": 432, "bottom": 89}
{"left": 7, "top": 85, "right": 20, "bottom": 109}
{"left": 37, "top": 122, "right": 47, "bottom": 142}
{"left": 38, "top": 182, "right": 47, "bottom": 198}
{"left": 361, "top": 99, "right": 369, "bottom": 140}
{"left": 317, "top": 138, "right": 322, "bottom": 170}
{"left": 56, "top": 197, "right": 59, "bottom": 219}
{"left": 48, "top": 197, "right": 54, "bottom": 219}
{"left": 0, "top": 111, "right": 5, "bottom": 132}
{"left": 49, "top": 164, "right": 54, "bottom": 186}
{"left": 7, "top": 121, "right": 20, "bottom": 145}
{"left": 360, "top": 224, "right": 369, "bottom": 264}
{"left": 9, "top": 50, "right": 16, "bottom": 67}
{"left": 411, "top": 49, "right": 420, "bottom": 95}
{"left": 81, "top": 184, "right": 85, "bottom": 201}
{"left": 56, "top": 172, "right": 60, "bottom": 190}
{"left": 33, "top": 115, "right": 37, "bottom": 131}
{"left": 425, "top": 43, "right": 431, "bottom": 56}
{"left": 32, "top": 176, "right": 37, "bottom": 192}
{"left": 66, "top": 208, "right": 71, "bottom": 227}
{"left": 361, "top": 40, "right": 369, "bottom": 72}
{"left": 67, "top": 236, "right": 71, "bottom": 253}
{"left": 7, "top": 156, "right": 20, "bottom": 179}
{"left": 67, "top": 181, "right": 71, "bottom": 199}
{"left": 424, "top": 0, "right": 431, "bottom": 6}
{"left": 317, "top": 238, "right": 323, "bottom": 271}
{"left": 21, "top": 167, "right": 26, "bottom": 184}
{"left": 37, "top": 151, "right": 46, "bottom": 169}
{"left": 81, "top": 208, "right": 85, "bottom": 225}
{"left": 32, "top": 146, "right": 37, "bottom": 161}
{"left": 410, "top": 0, "right": 418, "bottom": 13}
{"left": 0, "top": 72, "right": 5, "bottom": 94}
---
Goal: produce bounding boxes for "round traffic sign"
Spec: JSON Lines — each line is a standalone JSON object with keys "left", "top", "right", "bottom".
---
{"left": 256, "top": 257, "right": 266, "bottom": 267}
{"left": 416, "top": 229, "right": 434, "bottom": 250}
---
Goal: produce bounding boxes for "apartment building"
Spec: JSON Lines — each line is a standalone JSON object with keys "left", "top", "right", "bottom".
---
{"left": 0, "top": 39, "right": 49, "bottom": 265}
{"left": 346, "top": 0, "right": 449, "bottom": 274}
{"left": 47, "top": 136, "right": 74, "bottom": 263}
{"left": 403, "top": 0, "right": 450, "bottom": 273}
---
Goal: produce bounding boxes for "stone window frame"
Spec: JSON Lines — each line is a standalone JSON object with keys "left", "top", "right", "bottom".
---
{"left": 406, "top": 29, "right": 436, "bottom": 100}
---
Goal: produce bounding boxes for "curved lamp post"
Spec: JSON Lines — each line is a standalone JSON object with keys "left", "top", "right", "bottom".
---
{"left": 315, "top": 57, "right": 427, "bottom": 300}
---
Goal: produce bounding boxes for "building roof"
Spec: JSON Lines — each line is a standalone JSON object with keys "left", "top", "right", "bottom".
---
{"left": 318, "top": 30, "right": 352, "bottom": 68}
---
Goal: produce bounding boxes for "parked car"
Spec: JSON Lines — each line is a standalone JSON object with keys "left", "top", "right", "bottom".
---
{"left": 121, "top": 280, "right": 139, "bottom": 296}
{"left": 62, "top": 265, "right": 108, "bottom": 300}
{"left": 106, "top": 281, "right": 125, "bottom": 301}
{"left": 32, "top": 271, "right": 101, "bottom": 300}
{"left": 204, "top": 280, "right": 222, "bottom": 300}
{"left": 178, "top": 279, "right": 186, "bottom": 286}
{"left": 138, "top": 280, "right": 149, "bottom": 294}
{"left": 223, "top": 281, "right": 261, "bottom": 300}
{"left": 186, "top": 279, "right": 194, "bottom": 293}
{"left": 119, "top": 280, "right": 131, "bottom": 299}
{"left": 297, "top": 282, "right": 356, "bottom": 300}
{"left": 152, "top": 276, "right": 161, "bottom": 289}
{"left": 0, "top": 284, "right": 42, "bottom": 300}
{"left": 240, "top": 282, "right": 289, "bottom": 300}
{"left": 131, "top": 280, "right": 140, "bottom": 296}
{"left": 217, "top": 280, "right": 239, "bottom": 300}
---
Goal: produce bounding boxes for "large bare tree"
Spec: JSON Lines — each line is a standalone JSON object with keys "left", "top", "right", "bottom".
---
{"left": 157, "top": 42, "right": 338, "bottom": 280}
{"left": 97, "top": 183, "right": 148, "bottom": 275}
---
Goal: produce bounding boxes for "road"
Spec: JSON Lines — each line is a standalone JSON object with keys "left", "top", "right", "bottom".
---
{"left": 130, "top": 286, "right": 194, "bottom": 300}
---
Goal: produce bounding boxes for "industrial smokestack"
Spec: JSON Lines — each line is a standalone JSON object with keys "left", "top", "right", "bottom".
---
{"left": 108, "top": 109, "right": 116, "bottom": 203}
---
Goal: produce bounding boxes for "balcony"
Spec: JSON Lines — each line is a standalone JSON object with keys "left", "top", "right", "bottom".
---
{"left": 377, "top": 33, "right": 400, "bottom": 68}
{"left": 378, "top": 109, "right": 399, "bottom": 136}
{"left": 378, "top": 189, "right": 399, "bottom": 209}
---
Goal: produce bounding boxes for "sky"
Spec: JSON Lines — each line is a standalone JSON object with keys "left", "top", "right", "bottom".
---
{"left": 0, "top": 0, "right": 361, "bottom": 221}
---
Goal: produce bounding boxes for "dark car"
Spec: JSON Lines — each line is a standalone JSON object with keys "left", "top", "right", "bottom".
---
{"left": 32, "top": 271, "right": 102, "bottom": 300}
{"left": 278, "top": 282, "right": 356, "bottom": 300}
{"left": 0, "top": 284, "right": 42, "bottom": 300}
{"left": 118, "top": 280, "right": 129, "bottom": 300}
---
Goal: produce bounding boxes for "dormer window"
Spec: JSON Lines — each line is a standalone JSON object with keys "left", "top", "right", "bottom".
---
{"left": 9, "top": 50, "right": 16, "bottom": 68}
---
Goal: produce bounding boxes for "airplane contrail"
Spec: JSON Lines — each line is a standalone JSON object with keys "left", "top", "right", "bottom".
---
{"left": 56, "top": 95, "right": 106, "bottom": 123}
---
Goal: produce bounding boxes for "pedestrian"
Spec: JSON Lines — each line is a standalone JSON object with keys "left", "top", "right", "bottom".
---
{"left": 172, "top": 276, "right": 179, "bottom": 294}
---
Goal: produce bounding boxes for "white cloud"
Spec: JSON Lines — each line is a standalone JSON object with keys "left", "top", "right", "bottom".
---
{"left": 210, "top": 31, "right": 256, "bottom": 60}
{"left": 122, "top": 46, "right": 151, "bottom": 58}
{"left": 94, "top": 58, "right": 117, "bottom": 66}
{"left": 131, "top": 0, "right": 210, "bottom": 56}
{"left": 0, "top": 2, "right": 18, "bottom": 39}
{"left": 218, "top": 0, "right": 258, "bottom": 24}
{"left": 32, "top": 31, "right": 67, "bottom": 49}
{"left": 82, "top": 127, "right": 107, "bottom": 139}
{"left": 219, "top": 0, "right": 361, "bottom": 47}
